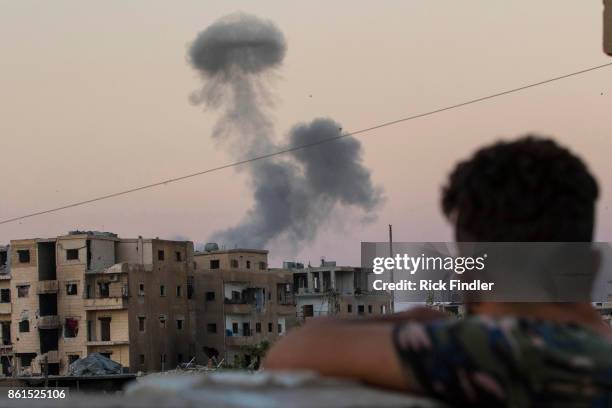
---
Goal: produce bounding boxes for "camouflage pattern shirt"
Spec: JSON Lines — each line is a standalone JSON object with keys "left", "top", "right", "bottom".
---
{"left": 393, "top": 316, "right": 612, "bottom": 407}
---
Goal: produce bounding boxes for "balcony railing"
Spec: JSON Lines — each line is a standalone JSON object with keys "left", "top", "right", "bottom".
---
{"left": 37, "top": 280, "right": 59, "bottom": 294}
{"left": 84, "top": 297, "right": 128, "bottom": 310}
{"left": 37, "top": 315, "right": 60, "bottom": 329}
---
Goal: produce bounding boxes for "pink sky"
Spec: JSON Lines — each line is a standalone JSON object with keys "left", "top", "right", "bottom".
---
{"left": 1, "top": 1, "right": 611, "bottom": 266}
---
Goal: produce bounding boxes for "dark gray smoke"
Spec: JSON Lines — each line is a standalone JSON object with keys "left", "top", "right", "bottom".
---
{"left": 189, "top": 13, "right": 382, "bottom": 250}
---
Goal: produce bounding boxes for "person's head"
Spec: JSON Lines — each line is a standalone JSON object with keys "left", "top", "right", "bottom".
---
{"left": 442, "top": 136, "right": 599, "bottom": 242}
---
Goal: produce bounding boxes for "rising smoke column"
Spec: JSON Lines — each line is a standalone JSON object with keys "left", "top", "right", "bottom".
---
{"left": 189, "top": 12, "right": 382, "bottom": 249}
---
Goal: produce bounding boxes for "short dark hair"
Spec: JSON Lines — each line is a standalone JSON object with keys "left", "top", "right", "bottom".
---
{"left": 442, "top": 136, "right": 598, "bottom": 242}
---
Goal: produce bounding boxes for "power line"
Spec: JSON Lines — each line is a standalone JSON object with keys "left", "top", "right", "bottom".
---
{"left": 2, "top": 62, "right": 612, "bottom": 226}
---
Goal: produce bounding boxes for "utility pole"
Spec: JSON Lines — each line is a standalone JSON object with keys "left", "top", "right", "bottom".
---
{"left": 389, "top": 224, "right": 395, "bottom": 313}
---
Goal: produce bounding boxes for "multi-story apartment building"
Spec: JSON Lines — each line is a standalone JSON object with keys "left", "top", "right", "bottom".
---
{"left": 6, "top": 232, "right": 194, "bottom": 376}
{"left": 288, "top": 259, "right": 391, "bottom": 320}
{"left": 0, "top": 245, "right": 11, "bottom": 376}
{"left": 192, "top": 246, "right": 296, "bottom": 367}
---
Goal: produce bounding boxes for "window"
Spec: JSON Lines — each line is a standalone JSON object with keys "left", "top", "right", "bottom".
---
{"left": 100, "top": 352, "right": 112, "bottom": 360}
{"left": 243, "top": 322, "right": 251, "bottom": 336}
{"left": 20, "top": 354, "right": 34, "bottom": 367}
{"left": 86, "top": 284, "right": 92, "bottom": 299}
{"left": 177, "top": 353, "right": 183, "bottom": 364}
{"left": 17, "top": 250, "right": 30, "bottom": 263}
{"left": 176, "top": 319, "right": 184, "bottom": 330}
{"left": 232, "top": 322, "right": 238, "bottom": 334}
{"left": 259, "top": 261, "right": 266, "bottom": 270}
{"left": 256, "top": 322, "right": 261, "bottom": 333}
{"left": 205, "top": 291, "right": 215, "bottom": 301}
{"left": 210, "top": 259, "right": 220, "bottom": 269}
{"left": 231, "top": 259, "right": 239, "bottom": 268}
{"left": 268, "top": 322, "right": 273, "bottom": 333}
{"left": 175, "top": 251, "right": 182, "bottom": 262}
{"left": 207, "top": 323, "right": 217, "bottom": 333}
{"left": 160, "top": 353, "right": 166, "bottom": 366}
{"left": 176, "top": 285, "right": 182, "bottom": 297}
{"left": 277, "top": 323, "right": 282, "bottom": 334}
{"left": 160, "top": 285, "right": 166, "bottom": 297}
{"left": 19, "top": 320, "right": 30, "bottom": 333}
{"left": 138, "top": 316, "right": 146, "bottom": 332}
{"left": 66, "top": 249, "right": 79, "bottom": 260}
{"left": 66, "top": 283, "right": 78, "bottom": 296}
{"left": 0, "top": 251, "right": 6, "bottom": 267}
{"left": 68, "top": 355, "right": 80, "bottom": 365}
{"left": 159, "top": 315, "right": 167, "bottom": 329}
{"left": 368, "top": 305, "right": 373, "bottom": 314}
{"left": 158, "top": 250, "right": 165, "bottom": 261}
{"left": 358, "top": 305, "right": 365, "bottom": 315}
{"left": 64, "top": 318, "right": 79, "bottom": 338}
{"left": 347, "top": 304, "right": 352, "bottom": 313}
{"left": 98, "top": 281, "right": 110, "bottom": 298}
{"left": 99, "top": 317, "right": 111, "bottom": 341}
{"left": 138, "top": 283, "right": 145, "bottom": 296}
{"left": 139, "top": 354, "right": 145, "bottom": 365}
{"left": 17, "top": 285, "right": 30, "bottom": 298}
{"left": 0, "top": 288, "right": 10, "bottom": 303}
{"left": 246, "top": 261, "right": 251, "bottom": 269}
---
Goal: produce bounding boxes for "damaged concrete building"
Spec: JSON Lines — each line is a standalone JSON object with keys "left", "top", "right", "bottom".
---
{"left": 0, "top": 245, "right": 12, "bottom": 376}
{"left": 6, "top": 232, "right": 194, "bottom": 376}
{"left": 193, "top": 246, "right": 296, "bottom": 367}
{"left": 287, "top": 260, "right": 391, "bottom": 320}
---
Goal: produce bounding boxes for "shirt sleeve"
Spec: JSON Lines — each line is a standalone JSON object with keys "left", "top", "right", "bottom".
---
{"left": 392, "top": 318, "right": 516, "bottom": 407}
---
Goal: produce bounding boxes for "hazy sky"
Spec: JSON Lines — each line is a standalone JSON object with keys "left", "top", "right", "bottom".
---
{"left": 1, "top": 1, "right": 611, "bottom": 266}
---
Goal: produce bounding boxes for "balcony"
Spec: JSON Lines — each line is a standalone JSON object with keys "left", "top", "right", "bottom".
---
{"left": 37, "top": 280, "right": 59, "bottom": 294}
{"left": 86, "top": 339, "right": 129, "bottom": 347}
{"left": 226, "top": 335, "right": 258, "bottom": 347}
{"left": 84, "top": 297, "right": 128, "bottom": 310}
{"left": 0, "top": 302, "right": 11, "bottom": 314}
{"left": 37, "top": 315, "right": 60, "bottom": 329}
{"left": 224, "top": 303, "right": 252, "bottom": 314}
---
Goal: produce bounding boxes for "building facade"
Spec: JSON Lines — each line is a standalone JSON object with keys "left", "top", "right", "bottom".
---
{"left": 5, "top": 232, "right": 194, "bottom": 376}
{"left": 288, "top": 260, "right": 391, "bottom": 320}
{"left": 193, "top": 248, "right": 296, "bottom": 367}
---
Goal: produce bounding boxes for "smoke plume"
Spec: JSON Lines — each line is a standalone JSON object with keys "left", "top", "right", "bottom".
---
{"left": 189, "top": 12, "right": 382, "bottom": 250}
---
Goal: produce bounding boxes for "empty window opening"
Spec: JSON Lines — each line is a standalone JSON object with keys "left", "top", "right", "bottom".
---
{"left": 368, "top": 305, "right": 373, "bottom": 314}
{"left": 256, "top": 322, "right": 261, "bottom": 333}
{"left": 139, "top": 354, "right": 145, "bottom": 365}
{"left": 87, "top": 320, "right": 93, "bottom": 341}
{"left": 231, "top": 259, "right": 239, "bottom": 268}
{"left": 347, "top": 304, "right": 352, "bottom": 313}
{"left": 268, "top": 322, "right": 273, "bottom": 333}
{"left": 37, "top": 242, "right": 56, "bottom": 280}
{"left": 39, "top": 293, "right": 58, "bottom": 316}
{"left": 1, "top": 322, "right": 10, "bottom": 345}
{"left": 0, "top": 251, "right": 6, "bottom": 267}
{"left": 176, "top": 319, "right": 184, "bottom": 330}
{"left": 302, "top": 304, "right": 314, "bottom": 317}
{"left": 175, "top": 251, "right": 182, "bottom": 262}
{"left": 64, "top": 318, "right": 78, "bottom": 338}
{"left": 98, "top": 281, "right": 110, "bottom": 298}
{"left": 66, "top": 249, "right": 79, "bottom": 260}
{"left": 177, "top": 353, "right": 183, "bottom": 364}
{"left": 207, "top": 323, "right": 217, "bottom": 333}
{"left": 66, "top": 283, "right": 77, "bottom": 296}
{"left": 160, "top": 285, "right": 166, "bottom": 297}
{"left": 176, "top": 285, "right": 182, "bottom": 297}
{"left": 99, "top": 317, "right": 111, "bottom": 341}
{"left": 100, "top": 352, "right": 112, "bottom": 360}
{"left": 19, "top": 353, "right": 36, "bottom": 368}
{"left": 358, "top": 305, "right": 365, "bottom": 315}
{"left": 246, "top": 260, "right": 251, "bottom": 269}
{"left": 277, "top": 323, "right": 282, "bottom": 334}
{"left": 210, "top": 259, "right": 220, "bottom": 269}
{"left": 138, "top": 283, "right": 145, "bottom": 296}
{"left": 158, "top": 250, "right": 165, "bottom": 261}
{"left": 232, "top": 322, "right": 238, "bottom": 335}
{"left": 68, "top": 355, "right": 80, "bottom": 365}
{"left": 17, "top": 250, "right": 30, "bottom": 264}
{"left": 19, "top": 320, "right": 30, "bottom": 333}
{"left": 242, "top": 322, "right": 251, "bottom": 336}
{"left": 0, "top": 289, "right": 10, "bottom": 303}
{"left": 159, "top": 315, "right": 167, "bottom": 329}
{"left": 138, "top": 316, "right": 146, "bottom": 332}
{"left": 205, "top": 291, "right": 215, "bottom": 301}
{"left": 17, "top": 285, "right": 30, "bottom": 298}
{"left": 259, "top": 261, "right": 266, "bottom": 270}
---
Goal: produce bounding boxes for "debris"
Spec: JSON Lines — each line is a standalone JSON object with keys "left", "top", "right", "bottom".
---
{"left": 68, "top": 352, "right": 123, "bottom": 376}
